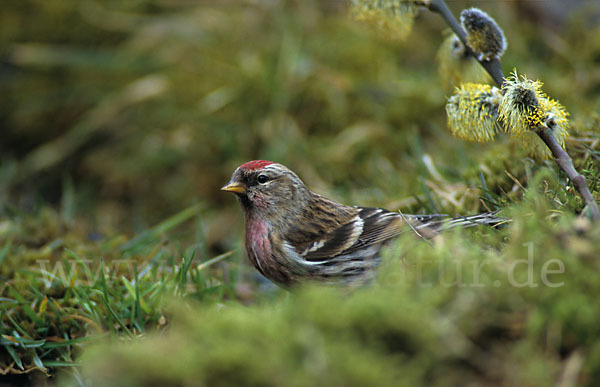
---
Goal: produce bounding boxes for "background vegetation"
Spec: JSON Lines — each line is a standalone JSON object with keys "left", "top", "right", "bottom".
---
{"left": 1, "top": 0, "right": 600, "bottom": 385}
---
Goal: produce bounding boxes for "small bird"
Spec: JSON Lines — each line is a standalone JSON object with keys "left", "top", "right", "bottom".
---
{"left": 222, "top": 160, "right": 502, "bottom": 287}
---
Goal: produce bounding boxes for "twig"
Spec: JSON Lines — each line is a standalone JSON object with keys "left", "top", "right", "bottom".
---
{"left": 538, "top": 128, "right": 600, "bottom": 220}
{"left": 426, "top": 0, "right": 600, "bottom": 221}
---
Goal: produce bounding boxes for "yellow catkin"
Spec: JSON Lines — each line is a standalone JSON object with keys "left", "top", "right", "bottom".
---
{"left": 498, "top": 71, "right": 545, "bottom": 136}
{"left": 446, "top": 83, "right": 502, "bottom": 143}
{"left": 351, "top": 0, "right": 421, "bottom": 41}
{"left": 515, "top": 98, "right": 570, "bottom": 159}
{"left": 498, "top": 70, "right": 570, "bottom": 159}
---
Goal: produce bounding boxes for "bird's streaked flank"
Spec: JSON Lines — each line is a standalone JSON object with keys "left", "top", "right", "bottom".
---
{"left": 223, "top": 161, "right": 502, "bottom": 287}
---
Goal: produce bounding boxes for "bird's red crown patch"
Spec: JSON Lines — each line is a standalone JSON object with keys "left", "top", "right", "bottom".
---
{"left": 240, "top": 160, "right": 274, "bottom": 171}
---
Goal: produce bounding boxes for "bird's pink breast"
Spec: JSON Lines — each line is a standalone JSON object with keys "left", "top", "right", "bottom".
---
{"left": 244, "top": 215, "right": 272, "bottom": 273}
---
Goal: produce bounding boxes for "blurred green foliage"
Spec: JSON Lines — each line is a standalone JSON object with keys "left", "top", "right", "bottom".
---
{"left": 1, "top": 0, "right": 600, "bottom": 384}
{"left": 1, "top": 0, "right": 599, "bottom": 231}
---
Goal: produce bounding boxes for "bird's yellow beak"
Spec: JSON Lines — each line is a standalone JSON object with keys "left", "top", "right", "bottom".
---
{"left": 221, "top": 181, "right": 246, "bottom": 195}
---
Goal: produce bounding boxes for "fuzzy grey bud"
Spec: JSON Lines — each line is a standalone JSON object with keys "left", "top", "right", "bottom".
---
{"left": 460, "top": 8, "right": 507, "bottom": 61}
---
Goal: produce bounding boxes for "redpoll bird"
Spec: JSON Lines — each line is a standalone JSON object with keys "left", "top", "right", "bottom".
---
{"left": 222, "top": 160, "right": 502, "bottom": 287}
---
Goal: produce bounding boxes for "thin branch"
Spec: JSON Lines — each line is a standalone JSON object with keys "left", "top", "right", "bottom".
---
{"left": 427, "top": 0, "right": 600, "bottom": 221}
{"left": 538, "top": 128, "right": 600, "bottom": 220}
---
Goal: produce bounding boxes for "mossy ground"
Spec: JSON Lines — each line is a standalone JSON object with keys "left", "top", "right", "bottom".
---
{"left": 1, "top": 1, "right": 600, "bottom": 385}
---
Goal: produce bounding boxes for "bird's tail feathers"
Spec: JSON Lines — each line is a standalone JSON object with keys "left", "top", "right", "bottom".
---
{"left": 441, "top": 211, "right": 507, "bottom": 230}
{"left": 408, "top": 211, "right": 507, "bottom": 234}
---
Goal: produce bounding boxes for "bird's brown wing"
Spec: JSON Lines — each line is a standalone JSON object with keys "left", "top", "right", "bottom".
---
{"left": 337, "top": 208, "right": 445, "bottom": 256}
{"left": 293, "top": 214, "right": 366, "bottom": 261}
{"left": 283, "top": 194, "right": 359, "bottom": 261}
{"left": 290, "top": 206, "right": 446, "bottom": 262}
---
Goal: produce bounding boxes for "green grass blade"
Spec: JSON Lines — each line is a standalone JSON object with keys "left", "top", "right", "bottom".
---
{"left": 42, "top": 333, "right": 109, "bottom": 349}
{"left": 4, "top": 343, "right": 24, "bottom": 370}
{"left": 8, "top": 287, "right": 44, "bottom": 326}
{"left": 196, "top": 250, "right": 235, "bottom": 271}
{"left": 120, "top": 204, "right": 201, "bottom": 253}
{"left": 0, "top": 241, "right": 11, "bottom": 266}
{"left": 31, "top": 351, "right": 48, "bottom": 374}
{"left": 42, "top": 360, "right": 81, "bottom": 367}
{"left": 101, "top": 295, "right": 134, "bottom": 339}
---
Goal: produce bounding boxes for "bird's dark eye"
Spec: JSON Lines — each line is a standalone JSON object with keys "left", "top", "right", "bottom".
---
{"left": 257, "top": 174, "right": 269, "bottom": 184}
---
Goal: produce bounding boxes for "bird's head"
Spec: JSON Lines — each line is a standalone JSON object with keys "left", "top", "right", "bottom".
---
{"left": 222, "top": 160, "right": 311, "bottom": 220}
